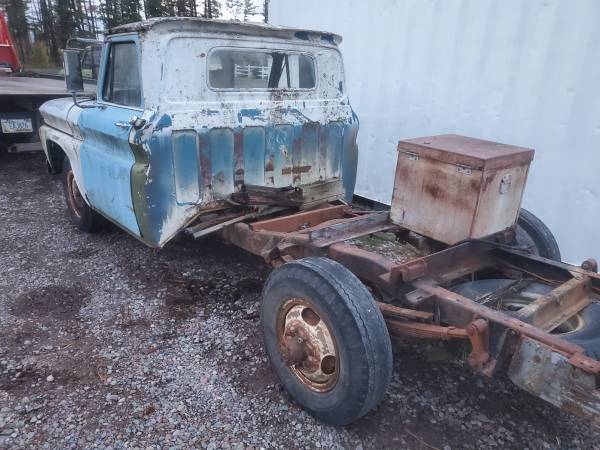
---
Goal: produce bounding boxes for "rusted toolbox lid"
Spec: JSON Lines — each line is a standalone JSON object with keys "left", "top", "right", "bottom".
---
{"left": 397, "top": 134, "right": 534, "bottom": 170}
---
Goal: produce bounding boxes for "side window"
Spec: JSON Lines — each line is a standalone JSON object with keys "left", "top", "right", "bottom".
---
{"left": 102, "top": 42, "right": 141, "bottom": 107}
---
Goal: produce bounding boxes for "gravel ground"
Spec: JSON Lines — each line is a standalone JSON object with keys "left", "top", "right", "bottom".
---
{"left": 1, "top": 152, "right": 599, "bottom": 449}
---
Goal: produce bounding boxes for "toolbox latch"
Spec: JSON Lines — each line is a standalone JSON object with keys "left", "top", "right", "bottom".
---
{"left": 456, "top": 164, "right": 472, "bottom": 175}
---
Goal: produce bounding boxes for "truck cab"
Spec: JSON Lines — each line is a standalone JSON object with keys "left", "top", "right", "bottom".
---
{"left": 40, "top": 18, "right": 358, "bottom": 247}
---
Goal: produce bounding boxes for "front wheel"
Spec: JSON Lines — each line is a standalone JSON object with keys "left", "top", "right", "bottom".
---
{"left": 261, "top": 257, "right": 393, "bottom": 426}
{"left": 62, "top": 158, "right": 104, "bottom": 232}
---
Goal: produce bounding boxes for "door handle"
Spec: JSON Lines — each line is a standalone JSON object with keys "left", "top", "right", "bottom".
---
{"left": 114, "top": 121, "right": 130, "bottom": 129}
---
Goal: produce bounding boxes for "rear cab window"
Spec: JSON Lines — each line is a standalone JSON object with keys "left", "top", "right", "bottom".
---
{"left": 102, "top": 42, "right": 142, "bottom": 107}
{"left": 208, "top": 48, "right": 316, "bottom": 90}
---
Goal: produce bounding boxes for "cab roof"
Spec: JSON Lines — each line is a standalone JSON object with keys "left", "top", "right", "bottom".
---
{"left": 108, "top": 17, "right": 342, "bottom": 46}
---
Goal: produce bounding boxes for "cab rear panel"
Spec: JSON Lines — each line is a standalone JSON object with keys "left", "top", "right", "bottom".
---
{"left": 40, "top": 19, "right": 359, "bottom": 247}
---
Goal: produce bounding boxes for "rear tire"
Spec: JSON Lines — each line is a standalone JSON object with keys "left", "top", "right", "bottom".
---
{"left": 452, "top": 279, "right": 600, "bottom": 360}
{"left": 515, "top": 208, "right": 561, "bottom": 261}
{"left": 261, "top": 257, "right": 393, "bottom": 426}
{"left": 62, "top": 158, "right": 104, "bottom": 232}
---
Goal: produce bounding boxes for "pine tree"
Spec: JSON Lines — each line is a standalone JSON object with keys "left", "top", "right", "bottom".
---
{"left": 144, "top": 0, "right": 167, "bottom": 18}
{"left": 100, "top": 0, "right": 141, "bottom": 28}
{"left": 242, "top": 0, "right": 257, "bottom": 21}
{"left": 37, "top": 0, "right": 59, "bottom": 63}
{"left": 225, "top": 0, "right": 242, "bottom": 20}
{"left": 55, "top": 0, "right": 78, "bottom": 48}
{"left": 204, "top": 0, "right": 221, "bottom": 19}
{"left": 263, "top": 0, "right": 267, "bottom": 23}
{"left": 120, "top": 0, "right": 142, "bottom": 24}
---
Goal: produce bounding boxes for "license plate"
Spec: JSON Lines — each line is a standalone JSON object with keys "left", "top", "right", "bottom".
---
{"left": 1, "top": 118, "right": 33, "bottom": 134}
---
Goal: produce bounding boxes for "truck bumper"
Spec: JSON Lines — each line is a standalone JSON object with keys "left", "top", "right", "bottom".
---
{"left": 509, "top": 338, "right": 600, "bottom": 426}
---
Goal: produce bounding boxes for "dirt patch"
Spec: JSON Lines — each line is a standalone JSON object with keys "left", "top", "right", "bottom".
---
{"left": 62, "top": 247, "right": 99, "bottom": 259}
{"left": 10, "top": 285, "right": 89, "bottom": 320}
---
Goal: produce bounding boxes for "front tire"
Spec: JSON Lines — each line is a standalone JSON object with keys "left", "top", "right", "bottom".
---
{"left": 261, "top": 257, "right": 393, "bottom": 426}
{"left": 62, "top": 158, "right": 104, "bottom": 232}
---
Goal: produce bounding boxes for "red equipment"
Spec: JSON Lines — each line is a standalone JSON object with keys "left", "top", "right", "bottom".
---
{"left": 0, "top": 11, "right": 22, "bottom": 72}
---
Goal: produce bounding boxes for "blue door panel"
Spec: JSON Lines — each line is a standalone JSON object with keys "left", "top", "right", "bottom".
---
{"left": 79, "top": 106, "right": 140, "bottom": 236}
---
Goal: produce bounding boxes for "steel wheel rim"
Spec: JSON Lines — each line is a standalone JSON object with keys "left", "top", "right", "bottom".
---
{"left": 499, "top": 294, "right": 584, "bottom": 334}
{"left": 66, "top": 170, "right": 85, "bottom": 218}
{"left": 276, "top": 298, "right": 339, "bottom": 392}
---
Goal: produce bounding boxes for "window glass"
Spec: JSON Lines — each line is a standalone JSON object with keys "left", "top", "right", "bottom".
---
{"left": 208, "top": 49, "right": 316, "bottom": 90}
{"left": 102, "top": 42, "right": 141, "bottom": 107}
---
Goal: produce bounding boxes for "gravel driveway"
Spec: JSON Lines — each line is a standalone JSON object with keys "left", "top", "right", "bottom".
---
{"left": 1, "top": 152, "right": 599, "bottom": 449}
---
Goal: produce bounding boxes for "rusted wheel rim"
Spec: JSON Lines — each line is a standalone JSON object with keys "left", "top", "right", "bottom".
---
{"left": 66, "top": 170, "right": 85, "bottom": 218}
{"left": 277, "top": 298, "right": 339, "bottom": 392}
{"left": 500, "top": 295, "right": 584, "bottom": 334}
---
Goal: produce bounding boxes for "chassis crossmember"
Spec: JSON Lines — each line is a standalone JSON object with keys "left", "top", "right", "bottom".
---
{"left": 218, "top": 203, "right": 600, "bottom": 425}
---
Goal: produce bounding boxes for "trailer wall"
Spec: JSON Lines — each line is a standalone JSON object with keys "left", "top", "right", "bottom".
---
{"left": 269, "top": 0, "right": 600, "bottom": 264}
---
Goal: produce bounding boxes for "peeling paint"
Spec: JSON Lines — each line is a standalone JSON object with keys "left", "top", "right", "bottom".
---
{"left": 38, "top": 18, "right": 359, "bottom": 248}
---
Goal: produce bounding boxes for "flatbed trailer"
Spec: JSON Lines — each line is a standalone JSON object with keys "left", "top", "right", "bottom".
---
{"left": 0, "top": 76, "right": 93, "bottom": 153}
{"left": 213, "top": 201, "right": 600, "bottom": 426}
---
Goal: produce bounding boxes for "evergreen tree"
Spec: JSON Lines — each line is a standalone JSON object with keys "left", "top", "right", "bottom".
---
{"left": 263, "top": 0, "right": 267, "bottom": 23}
{"left": 120, "top": 0, "right": 142, "bottom": 24}
{"left": 37, "top": 0, "right": 59, "bottom": 63}
{"left": 242, "top": 0, "right": 257, "bottom": 21}
{"left": 203, "top": 0, "right": 221, "bottom": 19}
{"left": 144, "top": 0, "right": 168, "bottom": 18}
{"left": 55, "top": 0, "right": 78, "bottom": 48}
{"left": 101, "top": 0, "right": 141, "bottom": 28}
{"left": 225, "top": 0, "right": 242, "bottom": 20}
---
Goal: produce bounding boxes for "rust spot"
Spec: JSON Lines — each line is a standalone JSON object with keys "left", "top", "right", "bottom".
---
{"left": 424, "top": 183, "right": 444, "bottom": 199}
{"left": 282, "top": 165, "right": 311, "bottom": 175}
{"left": 265, "top": 158, "right": 275, "bottom": 172}
{"left": 214, "top": 171, "right": 225, "bottom": 185}
{"left": 198, "top": 134, "right": 212, "bottom": 189}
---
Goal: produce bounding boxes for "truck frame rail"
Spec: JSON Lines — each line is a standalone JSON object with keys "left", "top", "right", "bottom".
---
{"left": 216, "top": 203, "right": 600, "bottom": 425}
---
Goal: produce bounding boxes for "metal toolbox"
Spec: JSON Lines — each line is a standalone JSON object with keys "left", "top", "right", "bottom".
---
{"left": 390, "top": 134, "right": 534, "bottom": 244}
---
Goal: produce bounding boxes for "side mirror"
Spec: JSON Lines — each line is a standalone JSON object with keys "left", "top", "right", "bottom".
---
{"left": 63, "top": 50, "right": 83, "bottom": 93}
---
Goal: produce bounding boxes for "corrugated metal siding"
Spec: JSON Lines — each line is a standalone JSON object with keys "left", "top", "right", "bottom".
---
{"left": 270, "top": 0, "right": 600, "bottom": 263}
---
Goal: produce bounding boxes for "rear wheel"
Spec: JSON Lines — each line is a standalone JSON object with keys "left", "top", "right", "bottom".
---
{"left": 62, "top": 158, "right": 104, "bottom": 232}
{"left": 261, "top": 257, "right": 393, "bottom": 426}
{"left": 514, "top": 208, "right": 561, "bottom": 261}
{"left": 452, "top": 279, "right": 600, "bottom": 359}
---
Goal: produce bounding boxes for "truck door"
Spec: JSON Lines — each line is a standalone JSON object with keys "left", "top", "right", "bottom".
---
{"left": 78, "top": 37, "right": 142, "bottom": 237}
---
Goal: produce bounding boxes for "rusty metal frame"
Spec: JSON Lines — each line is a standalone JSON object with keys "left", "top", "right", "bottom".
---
{"left": 220, "top": 205, "right": 600, "bottom": 379}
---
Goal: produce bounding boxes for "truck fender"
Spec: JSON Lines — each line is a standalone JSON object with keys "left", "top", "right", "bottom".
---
{"left": 39, "top": 124, "right": 88, "bottom": 203}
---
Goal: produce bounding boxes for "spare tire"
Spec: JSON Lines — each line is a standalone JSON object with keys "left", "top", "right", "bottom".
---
{"left": 515, "top": 208, "right": 561, "bottom": 261}
{"left": 452, "top": 279, "right": 600, "bottom": 360}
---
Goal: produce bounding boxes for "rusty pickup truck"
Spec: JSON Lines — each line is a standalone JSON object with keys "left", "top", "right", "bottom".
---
{"left": 39, "top": 17, "right": 600, "bottom": 427}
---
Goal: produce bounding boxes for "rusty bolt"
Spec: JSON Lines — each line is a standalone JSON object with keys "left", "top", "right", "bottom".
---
{"left": 281, "top": 336, "right": 306, "bottom": 367}
{"left": 581, "top": 258, "right": 598, "bottom": 273}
